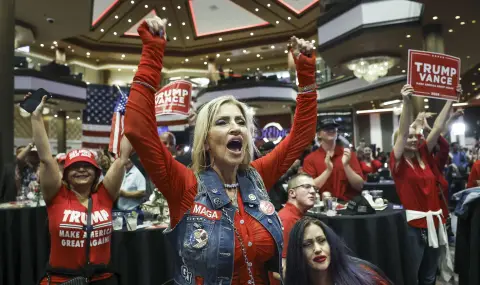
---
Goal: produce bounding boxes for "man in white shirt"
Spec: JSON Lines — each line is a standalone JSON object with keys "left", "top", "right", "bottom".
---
{"left": 116, "top": 159, "right": 146, "bottom": 210}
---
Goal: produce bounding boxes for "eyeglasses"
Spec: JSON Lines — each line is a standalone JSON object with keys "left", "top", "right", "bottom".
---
{"left": 292, "top": 184, "right": 319, "bottom": 192}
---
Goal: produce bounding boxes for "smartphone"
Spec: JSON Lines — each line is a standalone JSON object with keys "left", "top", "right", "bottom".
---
{"left": 20, "top": 88, "right": 52, "bottom": 113}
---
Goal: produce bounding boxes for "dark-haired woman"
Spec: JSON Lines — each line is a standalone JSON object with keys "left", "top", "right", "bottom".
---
{"left": 285, "top": 217, "right": 391, "bottom": 285}
{"left": 28, "top": 94, "right": 132, "bottom": 284}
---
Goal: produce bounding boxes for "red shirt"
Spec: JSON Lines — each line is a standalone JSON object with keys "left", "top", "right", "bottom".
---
{"left": 303, "top": 145, "right": 363, "bottom": 200}
{"left": 41, "top": 183, "right": 114, "bottom": 284}
{"left": 467, "top": 160, "right": 480, "bottom": 188}
{"left": 125, "top": 56, "right": 317, "bottom": 283}
{"left": 360, "top": 160, "right": 382, "bottom": 178}
{"left": 390, "top": 144, "right": 444, "bottom": 228}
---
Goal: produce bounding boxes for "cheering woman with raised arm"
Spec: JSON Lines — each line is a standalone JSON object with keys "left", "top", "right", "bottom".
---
{"left": 28, "top": 93, "right": 132, "bottom": 285}
{"left": 124, "top": 17, "right": 317, "bottom": 285}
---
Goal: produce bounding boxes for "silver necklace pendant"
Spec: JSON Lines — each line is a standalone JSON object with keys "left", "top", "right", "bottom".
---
{"left": 224, "top": 183, "right": 239, "bottom": 189}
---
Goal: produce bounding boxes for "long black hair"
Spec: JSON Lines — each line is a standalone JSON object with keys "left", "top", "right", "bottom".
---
{"left": 285, "top": 217, "right": 387, "bottom": 285}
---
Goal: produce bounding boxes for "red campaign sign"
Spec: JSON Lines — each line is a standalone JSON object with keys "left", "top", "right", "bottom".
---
{"left": 154, "top": 80, "right": 192, "bottom": 117}
{"left": 407, "top": 50, "right": 461, "bottom": 101}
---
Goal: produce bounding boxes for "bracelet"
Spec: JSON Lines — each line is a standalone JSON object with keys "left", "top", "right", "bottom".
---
{"left": 132, "top": 80, "right": 157, "bottom": 92}
{"left": 298, "top": 83, "right": 317, "bottom": 93}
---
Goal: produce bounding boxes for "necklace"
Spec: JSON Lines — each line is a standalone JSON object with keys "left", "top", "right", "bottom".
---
{"left": 224, "top": 183, "right": 239, "bottom": 189}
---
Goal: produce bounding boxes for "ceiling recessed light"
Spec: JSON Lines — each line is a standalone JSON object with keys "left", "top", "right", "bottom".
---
{"left": 177, "top": 5, "right": 181, "bottom": 9}
{"left": 433, "top": 16, "right": 438, "bottom": 20}
{"left": 288, "top": 17, "right": 291, "bottom": 20}
{"left": 173, "top": 37, "right": 177, "bottom": 40}
{"left": 121, "top": 54, "right": 125, "bottom": 58}
{"left": 267, "top": 3, "right": 271, "bottom": 7}
{"left": 162, "top": 7, "right": 166, "bottom": 10}
{"left": 472, "top": 82, "right": 476, "bottom": 85}
{"left": 247, "top": 68, "right": 250, "bottom": 71}
{"left": 182, "top": 22, "right": 185, "bottom": 26}
{"left": 66, "top": 116, "right": 70, "bottom": 119}
{"left": 186, "top": 36, "right": 190, "bottom": 39}
{"left": 96, "top": 59, "right": 100, "bottom": 62}
{"left": 130, "top": 0, "right": 134, "bottom": 4}
{"left": 461, "top": 21, "right": 465, "bottom": 25}
{"left": 204, "top": 61, "right": 207, "bottom": 65}
{"left": 218, "top": 37, "right": 222, "bottom": 41}
{"left": 449, "top": 29, "right": 453, "bottom": 32}
{"left": 424, "top": 98, "right": 429, "bottom": 102}
{"left": 115, "top": 15, "right": 119, "bottom": 19}
{"left": 86, "top": 52, "right": 90, "bottom": 56}
{"left": 455, "top": 16, "right": 460, "bottom": 19}
{"left": 257, "top": 68, "right": 260, "bottom": 71}
{"left": 399, "top": 44, "right": 403, "bottom": 47}
{"left": 113, "top": 32, "right": 117, "bottom": 35}
{"left": 53, "top": 41, "right": 57, "bottom": 45}
{"left": 185, "top": 58, "right": 189, "bottom": 62}
{"left": 40, "top": 44, "right": 44, "bottom": 47}
{"left": 243, "top": 50, "right": 247, "bottom": 53}
{"left": 50, "top": 46, "right": 55, "bottom": 49}
{"left": 100, "top": 28, "right": 104, "bottom": 32}
{"left": 467, "top": 56, "right": 471, "bottom": 59}
{"left": 311, "top": 40, "right": 315, "bottom": 44}
{"left": 168, "top": 23, "right": 171, "bottom": 27}
{"left": 275, "top": 20, "right": 279, "bottom": 24}
{"left": 260, "top": 57, "right": 264, "bottom": 59}
{"left": 54, "top": 114, "right": 58, "bottom": 118}
{"left": 255, "top": 8, "right": 259, "bottom": 12}
{"left": 118, "top": 69, "right": 122, "bottom": 71}
{"left": 250, "top": 32, "right": 254, "bottom": 36}
{"left": 402, "top": 70, "right": 406, "bottom": 73}
{"left": 227, "top": 58, "right": 230, "bottom": 62}
{"left": 406, "top": 34, "right": 411, "bottom": 38}
{"left": 271, "top": 45, "right": 275, "bottom": 49}
{"left": 144, "top": 4, "right": 148, "bottom": 8}
{"left": 128, "top": 19, "right": 132, "bottom": 23}
{"left": 425, "top": 105, "right": 429, "bottom": 109}
{"left": 256, "top": 54, "right": 260, "bottom": 57}
{"left": 68, "top": 46, "right": 71, "bottom": 49}
{"left": 473, "top": 20, "right": 477, "bottom": 24}
{"left": 71, "top": 49, "right": 74, "bottom": 52}
{"left": 284, "top": 50, "right": 288, "bottom": 53}
{"left": 216, "top": 54, "right": 220, "bottom": 58}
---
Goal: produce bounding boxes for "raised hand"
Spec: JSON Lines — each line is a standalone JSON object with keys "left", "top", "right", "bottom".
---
{"left": 401, "top": 84, "right": 414, "bottom": 98}
{"left": 342, "top": 148, "right": 351, "bottom": 166}
{"left": 325, "top": 153, "right": 333, "bottom": 172}
{"left": 138, "top": 16, "right": 167, "bottom": 45}
{"left": 456, "top": 85, "right": 463, "bottom": 97}
{"left": 290, "top": 36, "right": 316, "bottom": 89}
{"left": 24, "top": 92, "right": 47, "bottom": 118}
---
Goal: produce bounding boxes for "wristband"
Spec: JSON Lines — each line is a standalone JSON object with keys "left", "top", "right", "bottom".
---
{"left": 298, "top": 83, "right": 317, "bottom": 94}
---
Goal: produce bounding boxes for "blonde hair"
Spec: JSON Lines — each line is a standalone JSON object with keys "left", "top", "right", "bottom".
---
{"left": 191, "top": 95, "right": 257, "bottom": 173}
{"left": 392, "top": 129, "right": 425, "bottom": 170}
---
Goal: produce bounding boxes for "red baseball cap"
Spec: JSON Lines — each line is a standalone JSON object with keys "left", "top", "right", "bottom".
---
{"left": 64, "top": 149, "right": 101, "bottom": 172}
{"left": 56, "top": 153, "right": 66, "bottom": 163}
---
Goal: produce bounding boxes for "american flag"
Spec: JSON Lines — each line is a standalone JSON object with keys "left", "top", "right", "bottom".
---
{"left": 82, "top": 84, "right": 129, "bottom": 149}
{"left": 108, "top": 88, "right": 128, "bottom": 155}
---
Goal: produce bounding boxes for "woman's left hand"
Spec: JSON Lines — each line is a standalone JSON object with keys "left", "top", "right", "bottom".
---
{"left": 290, "top": 36, "right": 316, "bottom": 88}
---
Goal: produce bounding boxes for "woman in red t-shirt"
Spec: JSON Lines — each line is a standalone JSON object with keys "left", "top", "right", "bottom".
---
{"left": 28, "top": 94, "right": 132, "bottom": 284}
{"left": 360, "top": 146, "right": 382, "bottom": 178}
{"left": 124, "top": 18, "right": 317, "bottom": 285}
{"left": 390, "top": 84, "right": 459, "bottom": 285}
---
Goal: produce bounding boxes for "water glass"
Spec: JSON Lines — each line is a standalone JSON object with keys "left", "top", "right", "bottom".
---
{"left": 323, "top": 197, "right": 338, "bottom": 216}
{"left": 126, "top": 213, "right": 137, "bottom": 231}
{"left": 113, "top": 213, "right": 123, "bottom": 231}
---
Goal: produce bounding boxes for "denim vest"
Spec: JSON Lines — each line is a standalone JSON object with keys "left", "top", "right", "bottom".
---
{"left": 164, "top": 168, "right": 284, "bottom": 285}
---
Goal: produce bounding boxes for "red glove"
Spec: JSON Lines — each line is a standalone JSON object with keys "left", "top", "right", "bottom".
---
{"left": 134, "top": 21, "right": 166, "bottom": 90}
{"left": 292, "top": 51, "right": 316, "bottom": 88}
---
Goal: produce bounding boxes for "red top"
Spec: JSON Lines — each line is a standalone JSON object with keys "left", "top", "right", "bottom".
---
{"left": 124, "top": 25, "right": 317, "bottom": 284}
{"left": 41, "top": 184, "right": 114, "bottom": 284}
{"left": 360, "top": 160, "right": 382, "bottom": 178}
{"left": 390, "top": 144, "right": 444, "bottom": 228}
{"left": 303, "top": 145, "right": 363, "bottom": 200}
{"left": 467, "top": 160, "right": 480, "bottom": 188}
{"left": 278, "top": 203, "right": 304, "bottom": 258}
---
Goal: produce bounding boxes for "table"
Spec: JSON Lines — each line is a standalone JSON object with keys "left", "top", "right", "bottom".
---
{"left": 307, "top": 205, "right": 416, "bottom": 285}
{"left": 0, "top": 206, "right": 174, "bottom": 285}
{"left": 363, "top": 180, "right": 400, "bottom": 205}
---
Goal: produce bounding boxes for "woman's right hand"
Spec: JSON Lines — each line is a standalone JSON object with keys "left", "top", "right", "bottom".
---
{"left": 400, "top": 84, "right": 414, "bottom": 99}
{"left": 138, "top": 16, "right": 167, "bottom": 45}
{"left": 24, "top": 92, "right": 47, "bottom": 118}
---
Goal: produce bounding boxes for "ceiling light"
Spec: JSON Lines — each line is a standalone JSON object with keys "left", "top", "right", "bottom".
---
{"left": 267, "top": 4, "right": 271, "bottom": 7}
{"left": 204, "top": 62, "right": 207, "bottom": 65}
{"left": 257, "top": 54, "right": 260, "bottom": 57}
{"left": 346, "top": 56, "right": 397, "bottom": 82}
{"left": 162, "top": 7, "right": 166, "bottom": 10}
{"left": 247, "top": 68, "right": 250, "bottom": 71}
{"left": 261, "top": 57, "right": 263, "bottom": 59}
{"left": 71, "top": 49, "right": 74, "bottom": 52}
{"left": 53, "top": 41, "right": 57, "bottom": 45}
{"left": 218, "top": 37, "right": 222, "bottom": 41}
{"left": 68, "top": 46, "right": 71, "bottom": 49}
{"left": 227, "top": 58, "right": 230, "bottom": 62}
{"left": 455, "top": 16, "right": 460, "bottom": 19}
{"left": 121, "top": 54, "right": 125, "bottom": 58}
{"left": 406, "top": 34, "right": 411, "bottom": 38}
{"left": 114, "top": 32, "right": 118, "bottom": 35}
{"left": 271, "top": 45, "right": 275, "bottom": 49}
{"left": 115, "top": 15, "right": 119, "bottom": 19}
{"left": 425, "top": 105, "right": 429, "bottom": 109}
{"left": 402, "top": 69, "right": 406, "bottom": 73}
{"left": 257, "top": 68, "right": 260, "bottom": 71}
{"left": 255, "top": 8, "right": 259, "bottom": 12}
{"left": 40, "top": 44, "right": 44, "bottom": 47}
{"left": 311, "top": 40, "right": 315, "bottom": 43}
{"left": 399, "top": 44, "right": 403, "bottom": 48}
{"left": 467, "top": 56, "right": 471, "bottom": 59}
{"left": 128, "top": 19, "right": 132, "bottom": 23}
{"left": 288, "top": 17, "right": 291, "bottom": 20}
{"left": 449, "top": 29, "right": 453, "bottom": 32}
{"left": 433, "top": 16, "right": 438, "bottom": 20}
{"left": 216, "top": 54, "right": 220, "bottom": 58}
{"left": 133, "top": 69, "right": 136, "bottom": 72}
{"left": 177, "top": 5, "right": 181, "bottom": 9}
{"left": 185, "top": 58, "right": 189, "bottom": 62}
{"left": 473, "top": 20, "right": 477, "bottom": 24}
{"left": 168, "top": 23, "right": 171, "bottom": 27}
{"left": 96, "top": 59, "right": 100, "bottom": 62}
{"left": 461, "top": 21, "right": 465, "bottom": 25}
{"left": 100, "top": 29, "right": 104, "bottom": 32}
{"left": 86, "top": 52, "right": 90, "bottom": 56}
{"left": 173, "top": 37, "right": 177, "bottom": 40}
{"left": 250, "top": 32, "right": 254, "bottom": 36}
{"left": 243, "top": 50, "right": 247, "bottom": 53}
{"left": 77, "top": 117, "right": 81, "bottom": 120}
{"left": 130, "top": 1, "right": 134, "bottom": 4}
{"left": 186, "top": 36, "right": 190, "bottom": 39}
{"left": 54, "top": 114, "right": 58, "bottom": 118}
{"left": 50, "top": 46, "right": 55, "bottom": 49}
{"left": 472, "top": 82, "right": 476, "bottom": 85}
{"left": 144, "top": 4, "right": 148, "bottom": 8}
{"left": 276, "top": 21, "right": 279, "bottom": 24}
{"left": 118, "top": 68, "right": 122, "bottom": 71}
{"left": 182, "top": 22, "right": 185, "bottom": 26}
{"left": 66, "top": 116, "right": 70, "bottom": 119}
{"left": 284, "top": 50, "right": 288, "bottom": 53}
{"left": 380, "top": 99, "right": 402, "bottom": 106}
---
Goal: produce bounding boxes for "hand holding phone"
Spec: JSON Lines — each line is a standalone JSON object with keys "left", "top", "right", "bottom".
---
{"left": 20, "top": 88, "right": 52, "bottom": 114}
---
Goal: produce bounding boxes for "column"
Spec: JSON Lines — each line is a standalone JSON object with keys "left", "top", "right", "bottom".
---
{"left": 56, "top": 111, "right": 67, "bottom": 153}
{"left": 0, "top": 0, "right": 15, "bottom": 170}
{"left": 412, "top": 24, "right": 446, "bottom": 118}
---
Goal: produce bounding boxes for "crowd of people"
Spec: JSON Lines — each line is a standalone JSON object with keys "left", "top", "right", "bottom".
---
{"left": 7, "top": 16, "right": 480, "bottom": 285}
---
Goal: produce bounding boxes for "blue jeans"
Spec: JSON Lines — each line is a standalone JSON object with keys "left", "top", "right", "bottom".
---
{"left": 407, "top": 226, "right": 440, "bottom": 285}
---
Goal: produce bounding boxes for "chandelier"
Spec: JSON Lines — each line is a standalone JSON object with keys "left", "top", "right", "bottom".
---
{"left": 346, "top": 56, "right": 397, "bottom": 83}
